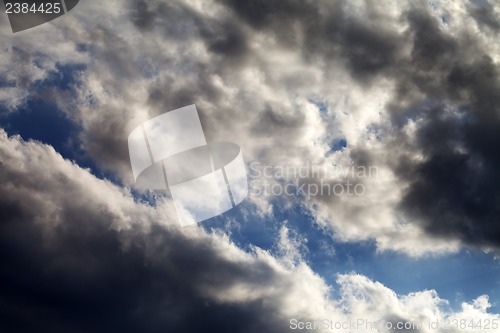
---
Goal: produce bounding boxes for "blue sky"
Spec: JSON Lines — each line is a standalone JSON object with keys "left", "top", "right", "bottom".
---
{"left": 2, "top": 80, "right": 499, "bottom": 314}
{"left": 205, "top": 200, "right": 500, "bottom": 313}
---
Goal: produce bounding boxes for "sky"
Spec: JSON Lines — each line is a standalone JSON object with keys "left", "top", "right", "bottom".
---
{"left": 1, "top": 0, "right": 500, "bottom": 332}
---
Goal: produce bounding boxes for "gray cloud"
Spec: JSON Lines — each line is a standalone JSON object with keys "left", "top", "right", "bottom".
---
{"left": 0, "top": 131, "right": 496, "bottom": 331}
{"left": 384, "top": 9, "right": 500, "bottom": 249}
{"left": 0, "top": 131, "right": 317, "bottom": 332}
{"left": 469, "top": 0, "right": 500, "bottom": 32}
{"left": 218, "top": 0, "right": 500, "bottom": 250}
{"left": 2, "top": 0, "right": 500, "bottom": 255}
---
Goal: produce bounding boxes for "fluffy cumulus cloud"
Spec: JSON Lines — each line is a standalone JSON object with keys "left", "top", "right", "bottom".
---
{"left": 0, "top": 131, "right": 498, "bottom": 332}
{"left": 0, "top": 130, "right": 326, "bottom": 332}
{"left": 1, "top": 0, "right": 500, "bottom": 330}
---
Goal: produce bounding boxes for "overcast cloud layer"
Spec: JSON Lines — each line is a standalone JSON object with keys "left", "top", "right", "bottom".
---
{"left": 1, "top": 0, "right": 500, "bottom": 331}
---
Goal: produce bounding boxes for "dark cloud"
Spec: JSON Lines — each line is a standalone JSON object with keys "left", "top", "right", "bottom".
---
{"left": 219, "top": 0, "right": 319, "bottom": 31}
{"left": 129, "top": 0, "right": 156, "bottom": 31}
{"left": 0, "top": 133, "right": 301, "bottom": 333}
{"left": 386, "top": 8, "right": 500, "bottom": 248}
{"left": 406, "top": 10, "right": 458, "bottom": 71}
{"left": 334, "top": 21, "right": 400, "bottom": 78}
{"left": 396, "top": 103, "right": 500, "bottom": 247}
{"left": 469, "top": 0, "right": 500, "bottom": 32}
{"left": 129, "top": 0, "right": 196, "bottom": 38}
{"left": 250, "top": 104, "right": 306, "bottom": 138}
{"left": 0, "top": 216, "right": 284, "bottom": 333}
{"left": 220, "top": 0, "right": 404, "bottom": 80}
{"left": 205, "top": 20, "right": 248, "bottom": 57}
{"left": 129, "top": 0, "right": 248, "bottom": 58}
